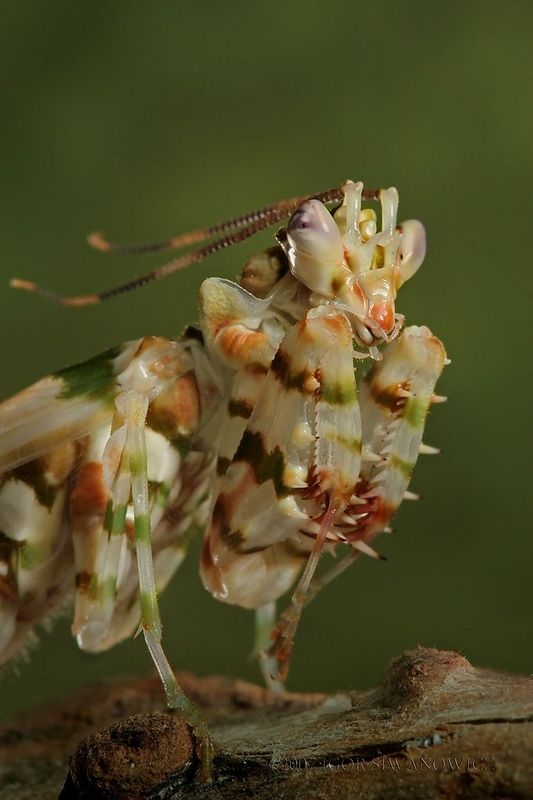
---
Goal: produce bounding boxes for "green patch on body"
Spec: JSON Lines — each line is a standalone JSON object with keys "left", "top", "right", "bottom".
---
{"left": 130, "top": 450, "right": 148, "bottom": 478}
{"left": 234, "top": 430, "right": 289, "bottom": 498}
{"left": 103, "top": 500, "right": 114, "bottom": 534}
{"left": 19, "top": 541, "right": 48, "bottom": 570}
{"left": 332, "top": 433, "right": 361, "bottom": 453}
{"left": 403, "top": 395, "right": 428, "bottom": 429}
{"left": 320, "top": 378, "right": 357, "bottom": 405}
{"left": 140, "top": 590, "right": 159, "bottom": 627}
{"left": 389, "top": 453, "right": 415, "bottom": 479}
{"left": 87, "top": 573, "right": 100, "bottom": 600}
{"left": 134, "top": 514, "right": 151, "bottom": 544}
{"left": 99, "top": 576, "right": 117, "bottom": 603}
{"left": 151, "top": 481, "right": 171, "bottom": 508}
{"left": 107, "top": 503, "right": 127, "bottom": 536}
{"left": 56, "top": 345, "right": 123, "bottom": 402}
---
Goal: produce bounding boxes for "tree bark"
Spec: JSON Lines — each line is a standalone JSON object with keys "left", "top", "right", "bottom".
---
{"left": 1, "top": 647, "right": 532, "bottom": 799}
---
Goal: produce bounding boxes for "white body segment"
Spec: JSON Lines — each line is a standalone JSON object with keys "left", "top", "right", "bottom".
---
{"left": 0, "top": 337, "right": 219, "bottom": 664}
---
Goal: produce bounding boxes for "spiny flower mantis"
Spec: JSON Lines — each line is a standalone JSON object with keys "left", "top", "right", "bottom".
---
{"left": 0, "top": 180, "right": 447, "bottom": 777}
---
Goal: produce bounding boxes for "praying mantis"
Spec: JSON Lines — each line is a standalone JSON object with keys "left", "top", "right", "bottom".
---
{"left": 0, "top": 180, "right": 447, "bottom": 776}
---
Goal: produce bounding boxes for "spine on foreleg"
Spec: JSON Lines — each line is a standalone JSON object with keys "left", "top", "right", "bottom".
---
{"left": 354, "top": 325, "right": 446, "bottom": 542}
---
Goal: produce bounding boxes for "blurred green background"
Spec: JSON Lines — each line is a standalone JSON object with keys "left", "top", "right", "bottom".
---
{"left": 1, "top": 2, "right": 532, "bottom": 721}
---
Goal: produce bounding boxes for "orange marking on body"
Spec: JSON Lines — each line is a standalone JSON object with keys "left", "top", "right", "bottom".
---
{"left": 321, "top": 315, "right": 350, "bottom": 338}
{"left": 299, "top": 313, "right": 352, "bottom": 348}
{"left": 173, "top": 374, "right": 201, "bottom": 430}
{"left": 352, "top": 281, "right": 366, "bottom": 302}
{"left": 369, "top": 302, "right": 395, "bottom": 333}
{"left": 218, "top": 325, "right": 270, "bottom": 364}
{"left": 69, "top": 462, "right": 108, "bottom": 518}
{"left": 218, "top": 466, "right": 257, "bottom": 524}
{"left": 353, "top": 495, "right": 396, "bottom": 540}
{"left": 309, "top": 466, "right": 353, "bottom": 505}
{"left": 146, "top": 368, "right": 205, "bottom": 439}
{"left": 151, "top": 374, "right": 201, "bottom": 435}
{"left": 341, "top": 479, "right": 396, "bottom": 542}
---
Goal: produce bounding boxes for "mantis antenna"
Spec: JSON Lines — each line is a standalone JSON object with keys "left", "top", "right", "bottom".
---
{"left": 10, "top": 184, "right": 380, "bottom": 307}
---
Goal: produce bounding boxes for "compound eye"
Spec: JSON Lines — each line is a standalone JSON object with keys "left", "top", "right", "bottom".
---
{"left": 398, "top": 219, "right": 426, "bottom": 284}
{"left": 287, "top": 199, "right": 342, "bottom": 262}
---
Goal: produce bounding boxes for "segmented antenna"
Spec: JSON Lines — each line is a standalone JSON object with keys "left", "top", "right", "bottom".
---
{"left": 87, "top": 193, "right": 323, "bottom": 256}
{"left": 10, "top": 184, "right": 380, "bottom": 307}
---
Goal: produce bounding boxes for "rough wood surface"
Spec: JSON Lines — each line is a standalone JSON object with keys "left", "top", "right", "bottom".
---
{"left": 1, "top": 647, "right": 532, "bottom": 799}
